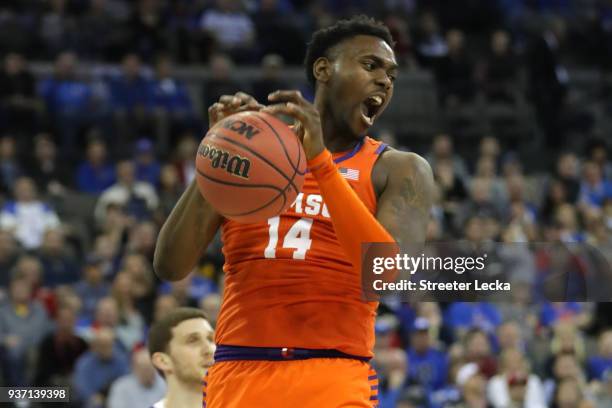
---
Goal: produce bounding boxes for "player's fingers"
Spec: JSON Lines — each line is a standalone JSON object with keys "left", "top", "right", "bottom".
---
{"left": 208, "top": 103, "right": 223, "bottom": 121}
{"left": 292, "top": 120, "right": 305, "bottom": 142}
{"left": 244, "top": 100, "right": 265, "bottom": 110}
{"left": 219, "top": 95, "right": 242, "bottom": 107}
{"left": 268, "top": 90, "right": 309, "bottom": 107}
{"left": 208, "top": 102, "right": 219, "bottom": 113}
{"left": 234, "top": 102, "right": 263, "bottom": 113}
{"left": 215, "top": 102, "right": 261, "bottom": 114}
{"left": 263, "top": 102, "right": 308, "bottom": 124}
{"left": 218, "top": 95, "right": 235, "bottom": 104}
{"left": 235, "top": 92, "right": 259, "bottom": 105}
{"left": 268, "top": 90, "right": 303, "bottom": 101}
{"left": 264, "top": 103, "right": 311, "bottom": 144}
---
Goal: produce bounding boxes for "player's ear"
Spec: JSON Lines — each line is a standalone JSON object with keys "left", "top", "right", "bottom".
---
{"left": 152, "top": 352, "right": 171, "bottom": 373}
{"left": 313, "top": 57, "right": 331, "bottom": 83}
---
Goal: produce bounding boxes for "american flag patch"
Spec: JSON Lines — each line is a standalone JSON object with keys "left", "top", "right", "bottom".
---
{"left": 339, "top": 167, "right": 360, "bottom": 180}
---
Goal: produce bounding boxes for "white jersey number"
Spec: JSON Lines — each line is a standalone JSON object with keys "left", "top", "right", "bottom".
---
{"left": 264, "top": 216, "right": 313, "bottom": 260}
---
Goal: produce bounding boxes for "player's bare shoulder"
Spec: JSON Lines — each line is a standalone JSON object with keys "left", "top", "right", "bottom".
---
{"left": 373, "top": 147, "right": 434, "bottom": 207}
{"left": 373, "top": 147, "right": 435, "bottom": 245}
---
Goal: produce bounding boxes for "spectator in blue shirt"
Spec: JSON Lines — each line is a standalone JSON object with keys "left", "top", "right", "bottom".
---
{"left": 108, "top": 53, "right": 154, "bottom": 153}
{"left": 39, "top": 52, "right": 95, "bottom": 158}
{"left": 579, "top": 161, "right": 612, "bottom": 209}
{"left": 158, "top": 272, "right": 217, "bottom": 308}
{"left": 429, "top": 361, "right": 462, "bottom": 408}
{"left": 38, "top": 228, "right": 80, "bottom": 287}
{"left": 587, "top": 139, "right": 612, "bottom": 181}
{"left": 76, "top": 137, "right": 116, "bottom": 194}
{"left": 149, "top": 54, "right": 197, "bottom": 153}
{"left": 73, "top": 327, "right": 129, "bottom": 406}
{"left": 150, "top": 55, "right": 193, "bottom": 116}
{"left": 74, "top": 256, "right": 111, "bottom": 322}
{"left": 108, "top": 53, "right": 153, "bottom": 115}
{"left": 588, "top": 330, "right": 612, "bottom": 381}
{"left": 407, "top": 317, "right": 449, "bottom": 392}
{"left": 39, "top": 52, "right": 89, "bottom": 116}
{"left": 539, "top": 302, "right": 584, "bottom": 328}
{"left": 133, "top": 138, "right": 161, "bottom": 187}
{"left": 445, "top": 302, "right": 502, "bottom": 337}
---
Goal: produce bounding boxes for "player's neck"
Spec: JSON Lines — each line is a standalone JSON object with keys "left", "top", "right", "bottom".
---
{"left": 164, "top": 377, "right": 202, "bottom": 407}
{"left": 315, "top": 96, "right": 361, "bottom": 154}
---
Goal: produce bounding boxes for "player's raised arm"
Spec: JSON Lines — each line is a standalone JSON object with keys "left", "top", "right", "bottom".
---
{"left": 154, "top": 92, "right": 262, "bottom": 281}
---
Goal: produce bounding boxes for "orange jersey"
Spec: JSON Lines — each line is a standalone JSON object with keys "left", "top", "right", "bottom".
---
{"left": 215, "top": 136, "right": 387, "bottom": 357}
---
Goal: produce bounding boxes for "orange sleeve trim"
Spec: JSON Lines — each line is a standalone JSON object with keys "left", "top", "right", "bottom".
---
{"left": 308, "top": 149, "right": 397, "bottom": 272}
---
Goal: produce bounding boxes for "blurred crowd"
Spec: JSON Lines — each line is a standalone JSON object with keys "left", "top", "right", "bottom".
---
{"left": 0, "top": 0, "right": 612, "bottom": 408}
{"left": 2, "top": 0, "right": 612, "bottom": 170}
{"left": 373, "top": 306, "right": 612, "bottom": 407}
{"left": 4, "top": 0, "right": 612, "bottom": 157}
{"left": 375, "top": 131, "right": 612, "bottom": 406}
{"left": 3, "top": 0, "right": 612, "bottom": 68}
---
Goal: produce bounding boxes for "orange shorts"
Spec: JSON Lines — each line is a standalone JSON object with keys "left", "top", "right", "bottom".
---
{"left": 203, "top": 358, "right": 378, "bottom": 408}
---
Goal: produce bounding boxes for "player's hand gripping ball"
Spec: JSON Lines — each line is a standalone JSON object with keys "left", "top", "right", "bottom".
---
{"left": 196, "top": 111, "right": 306, "bottom": 223}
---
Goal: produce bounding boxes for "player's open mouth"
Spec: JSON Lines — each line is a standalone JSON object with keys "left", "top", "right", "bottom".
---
{"left": 360, "top": 95, "right": 384, "bottom": 127}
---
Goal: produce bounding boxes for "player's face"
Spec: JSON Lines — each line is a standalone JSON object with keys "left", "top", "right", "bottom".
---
{"left": 168, "top": 318, "right": 215, "bottom": 384}
{"left": 326, "top": 35, "right": 397, "bottom": 136}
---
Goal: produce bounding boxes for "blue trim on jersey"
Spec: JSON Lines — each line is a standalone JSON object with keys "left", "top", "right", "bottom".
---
{"left": 374, "top": 143, "right": 387, "bottom": 155}
{"left": 333, "top": 138, "right": 365, "bottom": 165}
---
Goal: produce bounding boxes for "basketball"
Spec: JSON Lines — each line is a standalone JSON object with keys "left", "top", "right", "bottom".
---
{"left": 195, "top": 111, "right": 306, "bottom": 223}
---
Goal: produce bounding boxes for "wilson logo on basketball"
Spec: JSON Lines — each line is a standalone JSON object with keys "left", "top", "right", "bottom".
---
{"left": 222, "top": 119, "right": 261, "bottom": 139}
{"left": 198, "top": 143, "right": 251, "bottom": 179}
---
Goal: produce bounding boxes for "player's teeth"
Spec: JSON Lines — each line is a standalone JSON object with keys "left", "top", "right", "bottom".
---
{"left": 370, "top": 96, "right": 383, "bottom": 106}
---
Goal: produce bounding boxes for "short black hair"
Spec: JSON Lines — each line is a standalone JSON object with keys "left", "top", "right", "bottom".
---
{"left": 304, "top": 15, "right": 395, "bottom": 87}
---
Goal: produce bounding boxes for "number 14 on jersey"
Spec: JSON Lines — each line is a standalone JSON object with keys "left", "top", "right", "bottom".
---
{"left": 264, "top": 216, "right": 313, "bottom": 260}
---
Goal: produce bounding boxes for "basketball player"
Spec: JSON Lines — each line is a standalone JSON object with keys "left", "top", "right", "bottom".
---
{"left": 147, "top": 308, "right": 215, "bottom": 408}
{"left": 155, "top": 15, "right": 434, "bottom": 407}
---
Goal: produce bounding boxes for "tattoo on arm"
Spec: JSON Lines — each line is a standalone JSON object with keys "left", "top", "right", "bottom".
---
{"left": 391, "top": 173, "right": 431, "bottom": 218}
{"left": 379, "top": 154, "right": 434, "bottom": 245}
